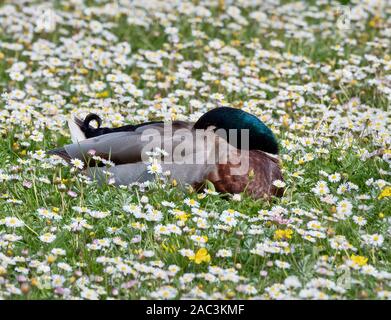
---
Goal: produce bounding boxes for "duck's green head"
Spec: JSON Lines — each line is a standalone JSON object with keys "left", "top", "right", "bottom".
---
{"left": 193, "top": 107, "right": 279, "bottom": 154}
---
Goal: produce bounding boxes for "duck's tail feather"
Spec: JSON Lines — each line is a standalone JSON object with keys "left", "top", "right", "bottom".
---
{"left": 70, "top": 113, "right": 107, "bottom": 139}
{"left": 49, "top": 129, "right": 158, "bottom": 166}
{"left": 70, "top": 113, "right": 140, "bottom": 139}
{"left": 68, "top": 116, "right": 86, "bottom": 143}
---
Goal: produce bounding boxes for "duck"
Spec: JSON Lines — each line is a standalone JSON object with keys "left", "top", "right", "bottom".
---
{"left": 48, "top": 107, "right": 284, "bottom": 199}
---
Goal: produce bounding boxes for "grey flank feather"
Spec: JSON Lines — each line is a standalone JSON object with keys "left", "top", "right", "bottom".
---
{"left": 87, "top": 163, "right": 215, "bottom": 188}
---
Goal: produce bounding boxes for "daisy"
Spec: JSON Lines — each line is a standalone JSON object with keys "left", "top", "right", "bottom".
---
{"left": 362, "top": 234, "right": 384, "bottom": 248}
{"left": 70, "top": 158, "right": 84, "bottom": 170}
{"left": 352, "top": 215, "right": 367, "bottom": 226}
{"left": 39, "top": 233, "right": 56, "bottom": 243}
{"left": 273, "top": 180, "right": 286, "bottom": 188}
{"left": 184, "top": 198, "right": 199, "bottom": 207}
{"left": 216, "top": 249, "right": 232, "bottom": 258}
{"left": 312, "top": 180, "right": 330, "bottom": 196}
{"left": 328, "top": 172, "right": 341, "bottom": 183}
{"left": 2, "top": 217, "right": 24, "bottom": 228}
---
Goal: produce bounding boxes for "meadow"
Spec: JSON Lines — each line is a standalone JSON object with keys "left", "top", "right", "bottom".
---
{"left": 0, "top": 0, "right": 390, "bottom": 300}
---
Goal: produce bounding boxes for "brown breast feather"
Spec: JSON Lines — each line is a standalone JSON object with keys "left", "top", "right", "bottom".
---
{"left": 205, "top": 150, "right": 284, "bottom": 199}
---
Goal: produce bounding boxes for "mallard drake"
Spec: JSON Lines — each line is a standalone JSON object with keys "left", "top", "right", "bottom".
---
{"left": 49, "top": 107, "right": 284, "bottom": 199}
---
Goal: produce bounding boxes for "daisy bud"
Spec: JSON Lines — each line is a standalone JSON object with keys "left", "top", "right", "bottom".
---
{"left": 54, "top": 287, "right": 65, "bottom": 296}
{"left": 87, "top": 149, "right": 96, "bottom": 156}
{"left": 23, "top": 180, "right": 33, "bottom": 189}
{"left": 21, "top": 283, "right": 30, "bottom": 294}
{"left": 67, "top": 190, "right": 78, "bottom": 198}
{"left": 17, "top": 275, "right": 27, "bottom": 283}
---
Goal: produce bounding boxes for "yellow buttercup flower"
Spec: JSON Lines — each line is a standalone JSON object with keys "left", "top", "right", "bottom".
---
{"left": 369, "top": 15, "right": 381, "bottom": 28}
{"left": 189, "top": 248, "right": 211, "bottom": 264}
{"left": 96, "top": 90, "right": 110, "bottom": 98}
{"left": 231, "top": 40, "right": 241, "bottom": 47}
{"left": 350, "top": 254, "right": 368, "bottom": 267}
{"left": 79, "top": 68, "right": 89, "bottom": 75}
{"left": 31, "top": 278, "right": 38, "bottom": 287}
{"left": 274, "top": 229, "right": 293, "bottom": 240}
{"left": 259, "top": 76, "right": 267, "bottom": 83}
{"left": 176, "top": 212, "right": 189, "bottom": 222}
{"left": 378, "top": 186, "right": 391, "bottom": 200}
{"left": 47, "top": 255, "right": 56, "bottom": 264}
{"left": 282, "top": 114, "right": 290, "bottom": 127}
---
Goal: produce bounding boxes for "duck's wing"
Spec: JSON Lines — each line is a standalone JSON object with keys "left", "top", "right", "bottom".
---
{"left": 49, "top": 121, "right": 195, "bottom": 165}
{"left": 68, "top": 116, "right": 86, "bottom": 143}
{"left": 50, "top": 131, "right": 155, "bottom": 165}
